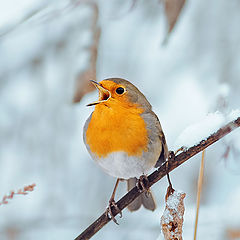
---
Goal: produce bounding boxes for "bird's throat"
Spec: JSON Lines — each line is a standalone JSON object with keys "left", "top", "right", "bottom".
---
{"left": 86, "top": 104, "right": 148, "bottom": 158}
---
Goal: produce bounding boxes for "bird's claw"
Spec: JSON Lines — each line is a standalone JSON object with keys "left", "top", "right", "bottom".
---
{"left": 105, "top": 198, "right": 122, "bottom": 224}
{"left": 137, "top": 175, "right": 149, "bottom": 192}
{"left": 174, "top": 146, "right": 187, "bottom": 155}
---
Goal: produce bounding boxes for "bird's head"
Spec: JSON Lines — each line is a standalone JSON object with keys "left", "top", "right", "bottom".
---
{"left": 87, "top": 78, "right": 152, "bottom": 111}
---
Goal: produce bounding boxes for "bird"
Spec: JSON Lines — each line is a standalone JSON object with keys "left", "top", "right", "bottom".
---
{"left": 83, "top": 78, "right": 168, "bottom": 222}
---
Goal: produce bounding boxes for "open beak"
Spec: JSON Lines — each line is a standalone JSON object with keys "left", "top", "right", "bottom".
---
{"left": 86, "top": 80, "right": 111, "bottom": 106}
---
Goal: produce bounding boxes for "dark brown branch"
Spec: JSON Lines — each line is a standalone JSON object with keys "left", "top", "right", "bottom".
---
{"left": 75, "top": 116, "right": 240, "bottom": 240}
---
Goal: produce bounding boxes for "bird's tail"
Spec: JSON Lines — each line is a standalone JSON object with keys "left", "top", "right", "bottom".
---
{"left": 127, "top": 177, "right": 156, "bottom": 212}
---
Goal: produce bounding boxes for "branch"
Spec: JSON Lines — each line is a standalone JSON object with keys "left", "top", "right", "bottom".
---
{"left": 75, "top": 116, "right": 240, "bottom": 240}
{"left": 0, "top": 184, "right": 36, "bottom": 206}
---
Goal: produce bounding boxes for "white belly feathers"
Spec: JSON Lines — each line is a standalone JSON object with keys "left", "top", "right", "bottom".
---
{"left": 93, "top": 151, "right": 154, "bottom": 179}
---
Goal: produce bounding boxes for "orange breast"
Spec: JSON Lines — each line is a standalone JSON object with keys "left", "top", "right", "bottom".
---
{"left": 86, "top": 102, "right": 148, "bottom": 158}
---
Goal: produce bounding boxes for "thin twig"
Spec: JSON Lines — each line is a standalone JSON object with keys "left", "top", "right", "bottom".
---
{"left": 193, "top": 150, "right": 205, "bottom": 240}
{"left": 0, "top": 184, "right": 36, "bottom": 206}
{"left": 75, "top": 116, "right": 240, "bottom": 240}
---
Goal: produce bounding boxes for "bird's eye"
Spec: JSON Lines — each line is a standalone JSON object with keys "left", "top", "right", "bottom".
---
{"left": 115, "top": 87, "right": 125, "bottom": 95}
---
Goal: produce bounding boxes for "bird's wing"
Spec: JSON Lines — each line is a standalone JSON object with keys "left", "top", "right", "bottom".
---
{"left": 155, "top": 126, "right": 168, "bottom": 168}
{"left": 141, "top": 110, "right": 168, "bottom": 168}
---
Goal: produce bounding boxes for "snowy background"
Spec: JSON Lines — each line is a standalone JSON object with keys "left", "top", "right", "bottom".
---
{"left": 0, "top": 0, "right": 240, "bottom": 239}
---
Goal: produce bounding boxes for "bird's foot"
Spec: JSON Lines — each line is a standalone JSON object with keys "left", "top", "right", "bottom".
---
{"left": 105, "top": 197, "right": 122, "bottom": 224}
{"left": 137, "top": 175, "right": 149, "bottom": 193}
{"left": 174, "top": 146, "right": 187, "bottom": 155}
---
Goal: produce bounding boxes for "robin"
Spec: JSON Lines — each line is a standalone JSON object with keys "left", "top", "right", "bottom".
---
{"left": 83, "top": 78, "right": 168, "bottom": 222}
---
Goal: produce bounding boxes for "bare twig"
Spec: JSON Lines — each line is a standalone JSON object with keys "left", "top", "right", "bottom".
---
{"left": 75, "top": 116, "right": 240, "bottom": 240}
{"left": 194, "top": 150, "right": 205, "bottom": 240}
{"left": 0, "top": 184, "right": 36, "bottom": 206}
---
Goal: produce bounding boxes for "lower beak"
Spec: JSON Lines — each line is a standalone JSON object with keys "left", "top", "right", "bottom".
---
{"left": 87, "top": 80, "right": 111, "bottom": 106}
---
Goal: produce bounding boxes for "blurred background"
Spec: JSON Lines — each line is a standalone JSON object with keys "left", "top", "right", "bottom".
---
{"left": 0, "top": 0, "right": 240, "bottom": 239}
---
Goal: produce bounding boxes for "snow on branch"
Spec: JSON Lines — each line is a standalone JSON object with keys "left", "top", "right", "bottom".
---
{"left": 75, "top": 115, "right": 240, "bottom": 240}
{"left": 174, "top": 110, "right": 240, "bottom": 150}
{"left": 161, "top": 187, "right": 186, "bottom": 240}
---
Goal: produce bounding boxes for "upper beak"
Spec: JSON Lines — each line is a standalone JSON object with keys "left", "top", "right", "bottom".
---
{"left": 86, "top": 80, "right": 111, "bottom": 106}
